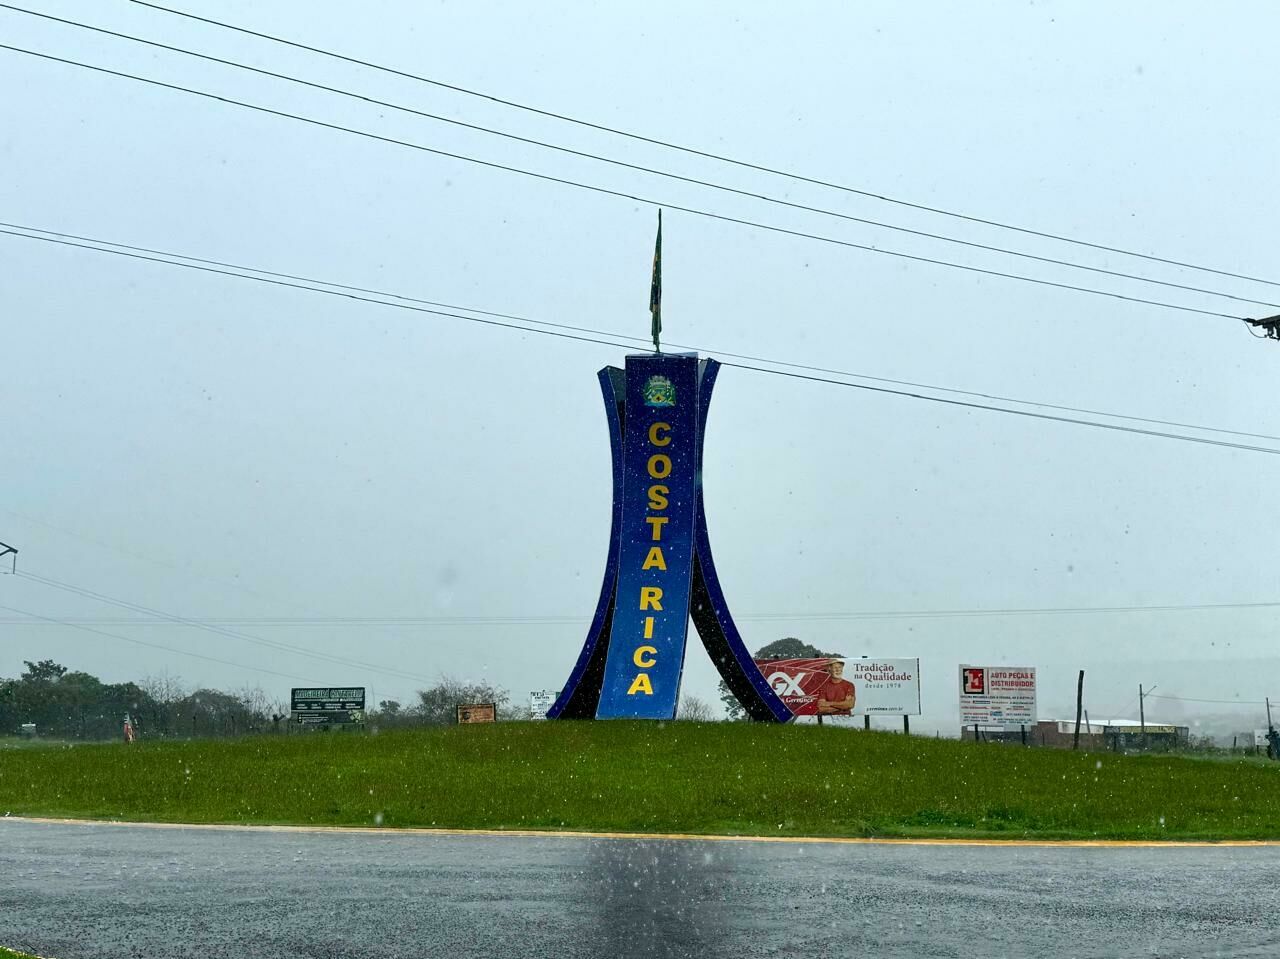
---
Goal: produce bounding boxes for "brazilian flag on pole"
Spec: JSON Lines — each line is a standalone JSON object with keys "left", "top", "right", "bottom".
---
{"left": 650, "top": 210, "right": 662, "bottom": 352}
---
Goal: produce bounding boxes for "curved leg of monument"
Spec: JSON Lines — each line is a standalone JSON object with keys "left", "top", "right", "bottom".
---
{"left": 547, "top": 368, "right": 626, "bottom": 719}
{"left": 690, "top": 359, "right": 793, "bottom": 723}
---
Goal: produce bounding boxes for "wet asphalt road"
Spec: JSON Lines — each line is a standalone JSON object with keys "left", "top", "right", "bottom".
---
{"left": 1, "top": 819, "right": 1278, "bottom": 959}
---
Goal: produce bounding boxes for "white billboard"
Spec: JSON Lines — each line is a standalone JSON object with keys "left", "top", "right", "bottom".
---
{"left": 529, "top": 689, "right": 558, "bottom": 719}
{"left": 847, "top": 658, "right": 921, "bottom": 715}
{"left": 760, "top": 657, "right": 921, "bottom": 723}
{"left": 959, "top": 665, "right": 1037, "bottom": 730}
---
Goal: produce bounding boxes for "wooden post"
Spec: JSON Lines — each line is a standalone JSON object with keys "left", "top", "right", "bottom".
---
{"left": 864, "top": 715, "right": 871, "bottom": 731}
{"left": 903, "top": 715, "right": 910, "bottom": 735}
{"left": 1073, "top": 670, "right": 1085, "bottom": 750}
{"left": 1020, "top": 724, "right": 1027, "bottom": 746}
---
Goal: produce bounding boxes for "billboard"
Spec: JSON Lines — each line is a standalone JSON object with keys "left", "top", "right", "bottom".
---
{"left": 295, "top": 710, "right": 361, "bottom": 727}
{"left": 291, "top": 687, "right": 365, "bottom": 727}
{"left": 959, "top": 665, "right": 1037, "bottom": 729}
{"left": 457, "top": 703, "right": 497, "bottom": 724}
{"left": 529, "top": 690, "right": 558, "bottom": 718}
{"left": 756, "top": 658, "right": 921, "bottom": 717}
{"left": 292, "top": 687, "right": 366, "bottom": 712}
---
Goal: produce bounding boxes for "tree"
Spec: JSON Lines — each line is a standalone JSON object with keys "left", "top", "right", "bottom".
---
{"left": 755, "top": 637, "right": 844, "bottom": 661}
{"left": 174, "top": 689, "right": 265, "bottom": 737}
{"left": 371, "top": 699, "right": 409, "bottom": 729}
{"left": 677, "top": 694, "right": 715, "bottom": 722}
{"left": 0, "top": 663, "right": 160, "bottom": 739}
{"left": 22, "top": 660, "right": 67, "bottom": 682}
{"left": 1, "top": 662, "right": 268, "bottom": 740}
{"left": 718, "top": 637, "right": 845, "bottom": 721}
{"left": 413, "top": 676, "right": 510, "bottom": 725}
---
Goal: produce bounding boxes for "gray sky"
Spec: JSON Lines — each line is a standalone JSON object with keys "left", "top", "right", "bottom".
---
{"left": 3, "top": 0, "right": 1278, "bottom": 734}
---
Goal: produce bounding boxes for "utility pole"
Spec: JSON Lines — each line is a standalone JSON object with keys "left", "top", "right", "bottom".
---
{"left": 1073, "top": 670, "right": 1085, "bottom": 750}
{"left": 1266, "top": 697, "right": 1280, "bottom": 761}
{"left": 1139, "top": 684, "right": 1157, "bottom": 751}
{"left": 1246, "top": 313, "right": 1280, "bottom": 340}
{"left": 0, "top": 541, "right": 16, "bottom": 574}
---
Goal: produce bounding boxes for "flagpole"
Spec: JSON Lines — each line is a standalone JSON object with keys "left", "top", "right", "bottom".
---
{"left": 650, "top": 209, "right": 662, "bottom": 353}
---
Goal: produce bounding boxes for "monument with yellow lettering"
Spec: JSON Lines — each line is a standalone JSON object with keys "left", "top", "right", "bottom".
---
{"left": 548, "top": 352, "right": 794, "bottom": 722}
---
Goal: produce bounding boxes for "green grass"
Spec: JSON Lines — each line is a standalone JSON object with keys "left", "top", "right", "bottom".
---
{"left": 0, "top": 737, "right": 75, "bottom": 751}
{"left": 1, "top": 948, "right": 44, "bottom": 959}
{"left": 1, "top": 722, "right": 1277, "bottom": 841}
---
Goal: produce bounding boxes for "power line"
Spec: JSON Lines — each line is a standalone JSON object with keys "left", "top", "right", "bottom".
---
{"left": 1, "top": 506, "right": 283, "bottom": 605}
{"left": 4, "top": 224, "right": 1279, "bottom": 457}
{"left": 1146, "top": 693, "right": 1272, "bottom": 707}
{"left": 722, "top": 361, "right": 1280, "bottom": 456}
{"left": 740, "top": 601, "right": 1280, "bottom": 621}
{"left": 0, "top": 221, "right": 647, "bottom": 346}
{"left": 4, "top": 4, "right": 1274, "bottom": 312}
{"left": 9, "top": 219, "right": 1280, "bottom": 445}
{"left": 0, "top": 42, "right": 1254, "bottom": 323}
{"left": 123, "top": 0, "right": 1280, "bottom": 293}
{"left": 3, "top": 596, "right": 1277, "bottom": 626}
{"left": 0, "top": 227, "right": 633, "bottom": 353}
{"left": 16, "top": 569, "right": 443, "bottom": 686}
{"left": 0, "top": 602, "right": 312, "bottom": 682}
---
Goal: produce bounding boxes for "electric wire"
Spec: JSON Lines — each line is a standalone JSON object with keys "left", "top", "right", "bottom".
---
{"left": 0, "top": 42, "right": 1255, "bottom": 323}
{"left": 3, "top": 4, "right": 1275, "bottom": 310}
{"left": 4, "top": 225, "right": 1280, "bottom": 458}
{"left": 720, "top": 361, "right": 1280, "bottom": 456}
{"left": 122, "top": 0, "right": 1280, "bottom": 292}
{"left": 0, "top": 227, "right": 634, "bottom": 353}
{"left": 0, "top": 602, "right": 312, "bottom": 682}
{"left": 1145, "top": 693, "right": 1273, "bottom": 707}
{"left": 3, "top": 596, "right": 1280, "bottom": 626}
{"left": 9, "top": 219, "right": 1280, "bottom": 445}
{"left": 16, "top": 570, "right": 443, "bottom": 686}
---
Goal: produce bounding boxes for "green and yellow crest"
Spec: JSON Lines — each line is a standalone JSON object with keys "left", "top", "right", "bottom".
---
{"left": 643, "top": 375, "right": 676, "bottom": 408}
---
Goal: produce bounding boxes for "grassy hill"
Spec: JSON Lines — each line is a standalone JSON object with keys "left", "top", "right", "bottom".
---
{"left": 1, "top": 722, "right": 1276, "bottom": 840}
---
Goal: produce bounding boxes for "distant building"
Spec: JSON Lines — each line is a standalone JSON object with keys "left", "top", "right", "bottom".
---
{"left": 962, "top": 718, "right": 1189, "bottom": 750}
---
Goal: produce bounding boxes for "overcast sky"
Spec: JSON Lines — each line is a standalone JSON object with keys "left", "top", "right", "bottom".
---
{"left": 3, "top": 1, "right": 1278, "bottom": 733}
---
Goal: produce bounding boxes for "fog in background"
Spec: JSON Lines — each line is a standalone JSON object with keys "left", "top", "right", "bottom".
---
{"left": 3, "top": 1, "right": 1277, "bottom": 736}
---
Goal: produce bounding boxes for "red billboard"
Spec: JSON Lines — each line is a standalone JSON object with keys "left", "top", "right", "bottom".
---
{"left": 754, "top": 658, "right": 855, "bottom": 717}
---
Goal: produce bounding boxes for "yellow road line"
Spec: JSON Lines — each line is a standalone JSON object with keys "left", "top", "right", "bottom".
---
{"left": 4, "top": 816, "right": 1278, "bottom": 847}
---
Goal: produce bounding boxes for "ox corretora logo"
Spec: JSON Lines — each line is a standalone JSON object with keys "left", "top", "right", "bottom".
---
{"left": 765, "top": 669, "right": 807, "bottom": 697}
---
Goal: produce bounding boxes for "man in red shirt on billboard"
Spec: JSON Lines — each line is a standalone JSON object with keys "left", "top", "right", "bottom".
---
{"left": 815, "top": 659, "right": 855, "bottom": 716}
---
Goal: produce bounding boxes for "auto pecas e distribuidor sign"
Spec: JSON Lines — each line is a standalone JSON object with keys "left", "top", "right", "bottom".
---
{"left": 755, "top": 658, "right": 921, "bottom": 718}
{"left": 959, "top": 665, "right": 1037, "bottom": 730}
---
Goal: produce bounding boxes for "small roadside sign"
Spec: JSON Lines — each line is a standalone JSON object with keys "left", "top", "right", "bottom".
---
{"left": 529, "top": 690, "right": 558, "bottom": 718}
{"left": 457, "top": 703, "right": 497, "bottom": 724}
